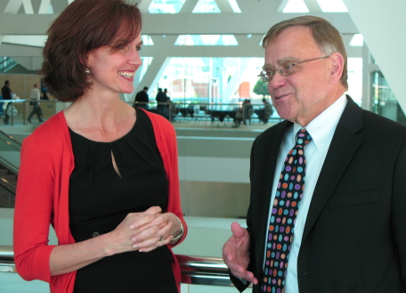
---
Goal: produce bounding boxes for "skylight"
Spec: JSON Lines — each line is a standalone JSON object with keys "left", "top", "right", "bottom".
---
{"left": 283, "top": 0, "right": 309, "bottom": 13}
{"left": 175, "top": 35, "right": 238, "bottom": 46}
{"left": 228, "top": 0, "right": 241, "bottom": 13}
{"left": 148, "top": 0, "right": 185, "bottom": 14}
{"left": 316, "top": 0, "right": 348, "bottom": 12}
{"left": 193, "top": 0, "right": 221, "bottom": 13}
{"left": 283, "top": 0, "right": 348, "bottom": 13}
{"left": 141, "top": 35, "right": 154, "bottom": 46}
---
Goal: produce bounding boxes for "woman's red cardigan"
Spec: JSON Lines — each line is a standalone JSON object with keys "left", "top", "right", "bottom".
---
{"left": 13, "top": 110, "right": 187, "bottom": 293}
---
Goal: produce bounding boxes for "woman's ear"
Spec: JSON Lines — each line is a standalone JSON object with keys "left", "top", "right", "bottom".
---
{"left": 79, "top": 52, "right": 90, "bottom": 69}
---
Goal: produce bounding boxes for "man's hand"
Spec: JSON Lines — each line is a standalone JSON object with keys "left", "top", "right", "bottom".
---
{"left": 222, "top": 222, "right": 258, "bottom": 285}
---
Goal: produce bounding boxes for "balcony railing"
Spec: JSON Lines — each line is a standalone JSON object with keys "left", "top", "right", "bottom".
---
{"left": 0, "top": 99, "right": 281, "bottom": 128}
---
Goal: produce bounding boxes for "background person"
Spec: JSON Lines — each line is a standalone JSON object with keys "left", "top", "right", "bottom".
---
{"left": 242, "top": 99, "right": 253, "bottom": 125}
{"left": 13, "top": 1, "right": 187, "bottom": 293}
{"left": 2, "top": 80, "right": 12, "bottom": 124}
{"left": 256, "top": 98, "right": 273, "bottom": 124}
{"left": 156, "top": 87, "right": 168, "bottom": 118}
{"left": 27, "top": 83, "right": 44, "bottom": 123}
{"left": 133, "top": 86, "right": 149, "bottom": 109}
{"left": 223, "top": 15, "right": 406, "bottom": 293}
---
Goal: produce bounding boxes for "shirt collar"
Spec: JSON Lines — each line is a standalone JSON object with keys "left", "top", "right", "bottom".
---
{"left": 292, "top": 93, "right": 347, "bottom": 151}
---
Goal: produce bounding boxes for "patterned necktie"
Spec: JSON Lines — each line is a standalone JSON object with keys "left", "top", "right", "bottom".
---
{"left": 261, "top": 128, "right": 312, "bottom": 293}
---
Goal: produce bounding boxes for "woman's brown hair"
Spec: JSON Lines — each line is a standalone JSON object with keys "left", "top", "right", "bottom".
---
{"left": 42, "top": 0, "right": 142, "bottom": 102}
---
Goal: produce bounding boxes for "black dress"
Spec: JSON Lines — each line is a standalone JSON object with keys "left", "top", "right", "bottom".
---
{"left": 68, "top": 108, "right": 178, "bottom": 293}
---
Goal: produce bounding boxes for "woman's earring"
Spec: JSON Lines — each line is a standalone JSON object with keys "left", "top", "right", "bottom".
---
{"left": 84, "top": 67, "right": 91, "bottom": 75}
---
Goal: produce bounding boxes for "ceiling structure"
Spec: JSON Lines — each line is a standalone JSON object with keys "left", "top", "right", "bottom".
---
{"left": 1, "top": 0, "right": 402, "bottom": 110}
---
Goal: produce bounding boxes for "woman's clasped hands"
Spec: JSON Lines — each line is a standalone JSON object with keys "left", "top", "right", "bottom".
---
{"left": 104, "top": 206, "right": 179, "bottom": 256}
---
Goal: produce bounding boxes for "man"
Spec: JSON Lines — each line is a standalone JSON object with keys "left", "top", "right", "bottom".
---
{"left": 27, "top": 84, "right": 44, "bottom": 123}
{"left": 223, "top": 16, "right": 406, "bottom": 293}
{"left": 156, "top": 87, "right": 168, "bottom": 118}
{"left": 2, "top": 80, "right": 12, "bottom": 124}
{"left": 133, "top": 86, "right": 149, "bottom": 109}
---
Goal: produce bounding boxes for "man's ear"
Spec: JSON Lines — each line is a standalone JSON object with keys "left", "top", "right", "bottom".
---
{"left": 329, "top": 52, "right": 344, "bottom": 84}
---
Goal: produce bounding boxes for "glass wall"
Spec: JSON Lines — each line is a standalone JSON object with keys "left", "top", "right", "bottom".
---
{"left": 371, "top": 71, "right": 406, "bottom": 124}
{"left": 154, "top": 57, "right": 266, "bottom": 106}
{"left": 151, "top": 55, "right": 364, "bottom": 108}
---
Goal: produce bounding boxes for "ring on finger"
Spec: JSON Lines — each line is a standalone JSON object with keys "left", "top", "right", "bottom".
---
{"left": 159, "top": 235, "right": 165, "bottom": 242}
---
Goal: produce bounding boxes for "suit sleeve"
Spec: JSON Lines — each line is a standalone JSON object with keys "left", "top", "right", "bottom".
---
{"left": 391, "top": 139, "right": 406, "bottom": 283}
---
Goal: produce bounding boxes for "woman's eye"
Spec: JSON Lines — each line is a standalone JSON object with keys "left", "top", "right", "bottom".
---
{"left": 116, "top": 44, "right": 127, "bottom": 51}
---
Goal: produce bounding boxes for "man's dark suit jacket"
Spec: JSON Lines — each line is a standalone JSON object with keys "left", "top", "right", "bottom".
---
{"left": 2, "top": 85, "right": 11, "bottom": 100}
{"left": 231, "top": 97, "right": 406, "bottom": 292}
{"left": 135, "top": 90, "right": 149, "bottom": 103}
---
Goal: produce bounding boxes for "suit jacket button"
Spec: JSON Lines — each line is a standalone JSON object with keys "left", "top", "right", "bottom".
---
{"left": 92, "top": 232, "right": 100, "bottom": 237}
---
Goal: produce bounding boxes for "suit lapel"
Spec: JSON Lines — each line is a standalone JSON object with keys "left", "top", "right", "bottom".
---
{"left": 302, "top": 97, "right": 363, "bottom": 242}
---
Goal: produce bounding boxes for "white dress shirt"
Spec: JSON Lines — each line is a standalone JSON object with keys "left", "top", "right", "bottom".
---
{"left": 263, "top": 94, "right": 347, "bottom": 292}
{"left": 29, "top": 87, "right": 40, "bottom": 103}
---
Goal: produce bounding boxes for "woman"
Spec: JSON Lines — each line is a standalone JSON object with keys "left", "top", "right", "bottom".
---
{"left": 13, "top": 1, "right": 187, "bottom": 292}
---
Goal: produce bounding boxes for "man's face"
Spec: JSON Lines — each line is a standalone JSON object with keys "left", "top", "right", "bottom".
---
{"left": 264, "top": 26, "right": 336, "bottom": 126}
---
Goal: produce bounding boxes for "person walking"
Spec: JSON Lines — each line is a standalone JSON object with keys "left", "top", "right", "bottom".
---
{"left": 27, "top": 84, "right": 44, "bottom": 123}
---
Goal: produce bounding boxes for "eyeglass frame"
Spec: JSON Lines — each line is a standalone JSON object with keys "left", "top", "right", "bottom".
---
{"left": 258, "top": 55, "right": 331, "bottom": 82}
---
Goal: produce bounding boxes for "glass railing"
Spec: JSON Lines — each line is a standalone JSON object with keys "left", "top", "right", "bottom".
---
{"left": 0, "top": 99, "right": 61, "bottom": 126}
{"left": 0, "top": 99, "right": 281, "bottom": 129}
{"left": 0, "top": 246, "right": 242, "bottom": 289}
{"left": 134, "top": 101, "right": 282, "bottom": 129}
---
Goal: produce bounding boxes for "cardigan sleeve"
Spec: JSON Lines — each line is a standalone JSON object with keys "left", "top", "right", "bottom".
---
{"left": 13, "top": 133, "right": 56, "bottom": 282}
{"left": 144, "top": 110, "right": 187, "bottom": 245}
{"left": 164, "top": 117, "right": 188, "bottom": 246}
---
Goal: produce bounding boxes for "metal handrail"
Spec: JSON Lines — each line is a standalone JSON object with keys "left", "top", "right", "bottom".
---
{"left": 0, "top": 129, "right": 22, "bottom": 149}
{"left": 0, "top": 129, "right": 21, "bottom": 175}
{"left": 0, "top": 246, "right": 235, "bottom": 286}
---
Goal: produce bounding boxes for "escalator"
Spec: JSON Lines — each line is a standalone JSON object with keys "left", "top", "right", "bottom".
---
{"left": 0, "top": 57, "right": 18, "bottom": 74}
{"left": 0, "top": 129, "right": 20, "bottom": 208}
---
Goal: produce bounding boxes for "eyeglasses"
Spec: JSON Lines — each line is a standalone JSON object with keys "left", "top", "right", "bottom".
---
{"left": 258, "top": 55, "right": 330, "bottom": 82}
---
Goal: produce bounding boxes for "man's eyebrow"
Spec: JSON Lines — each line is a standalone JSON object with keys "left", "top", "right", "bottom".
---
{"left": 262, "top": 57, "right": 299, "bottom": 70}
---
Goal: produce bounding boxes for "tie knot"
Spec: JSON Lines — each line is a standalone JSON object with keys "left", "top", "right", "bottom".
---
{"left": 296, "top": 128, "right": 312, "bottom": 147}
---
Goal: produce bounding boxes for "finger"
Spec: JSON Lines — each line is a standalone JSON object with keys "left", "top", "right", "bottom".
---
{"left": 144, "top": 206, "right": 162, "bottom": 215}
{"left": 135, "top": 234, "right": 171, "bottom": 252}
{"left": 147, "top": 213, "right": 169, "bottom": 227}
{"left": 223, "top": 254, "right": 235, "bottom": 266}
{"left": 131, "top": 221, "right": 172, "bottom": 243}
{"left": 231, "top": 222, "right": 246, "bottom": 238}
{"left": 222, "top": 244, "right": 235, "bottom": 262}
{"left": 229, "top": 264, "right": 247, "bottom": 279}
{"left": 230, "top": 266, "right": 256, "bottom": 283}
{"left": 244, "top": 272, "right": 258, "bottom": 285}
{"left": 129, "top": 213, "right": 160, "bottom": 229}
